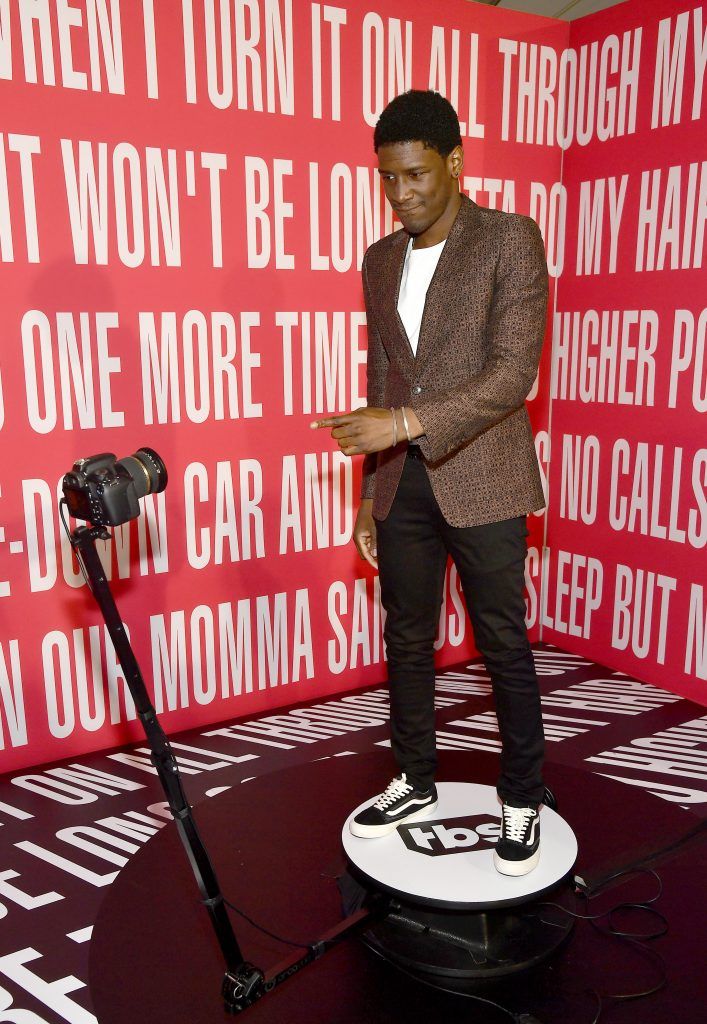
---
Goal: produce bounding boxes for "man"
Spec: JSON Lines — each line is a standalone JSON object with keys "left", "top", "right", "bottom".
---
{"left": 313, "top": 90, "right": 548, "bottom": 876}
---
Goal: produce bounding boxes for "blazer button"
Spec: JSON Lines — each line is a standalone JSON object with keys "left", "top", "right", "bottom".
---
{"left": 411, "top": 384, "right": 422, "bottom": 395}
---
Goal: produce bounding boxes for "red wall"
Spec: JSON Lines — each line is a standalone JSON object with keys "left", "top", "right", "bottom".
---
{"left": 5, "top": 0, "right": 703, "bottom": 773}
{"left": 0, "top": 0, "right": 563, "bottom": 772}
{"left": 544, "top": 0, "right": 707, "bottom": 701}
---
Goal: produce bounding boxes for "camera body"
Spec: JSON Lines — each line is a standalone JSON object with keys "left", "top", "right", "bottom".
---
{"left": 62, "top": 449, "right": 167, "bottom": 527}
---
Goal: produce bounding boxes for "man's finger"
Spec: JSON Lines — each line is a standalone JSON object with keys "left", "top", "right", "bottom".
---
{"left": 359, "top": 539, "right": 378, "bottom": 568}
{"left": 310, "top": 414, "right": 353, "bottom": 429}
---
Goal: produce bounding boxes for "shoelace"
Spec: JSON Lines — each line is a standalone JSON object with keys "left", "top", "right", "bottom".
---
{"left": 502, "top": 805, "right": 537, "bottom": 842}
{"left": 374, "top": 774, "right": 413, "bottom": 810}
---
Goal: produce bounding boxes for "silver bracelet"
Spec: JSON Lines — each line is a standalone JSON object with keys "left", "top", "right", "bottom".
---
{"left": 401, "top": 406, "right": 412, "bottom": 442}
{"left": 390, "top": 407, "right": 397, "bottom": 447}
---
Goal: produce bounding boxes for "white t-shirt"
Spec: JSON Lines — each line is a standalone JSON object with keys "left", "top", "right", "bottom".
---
{"left": 397, "top": 236, "right": 446, "bottom": 355}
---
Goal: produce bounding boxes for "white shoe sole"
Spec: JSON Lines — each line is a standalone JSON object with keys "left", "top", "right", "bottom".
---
{"left": 349, "top": 798, "right": 438, "bottom": 839}
{"left": 493, "top": 847, "right": 540, "bottom": 876}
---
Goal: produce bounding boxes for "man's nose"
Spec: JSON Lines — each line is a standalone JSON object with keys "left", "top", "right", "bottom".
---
{"left": 391, "top": 179, "right": 413, "bottom": 203}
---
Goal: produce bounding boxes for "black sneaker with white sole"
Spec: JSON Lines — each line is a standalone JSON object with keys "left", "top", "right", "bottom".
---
{"left": 350, "top": 774, "right": 438, "bottom": 838}
{"left": 493, "top": 800, "right": 541, "bottom": 875}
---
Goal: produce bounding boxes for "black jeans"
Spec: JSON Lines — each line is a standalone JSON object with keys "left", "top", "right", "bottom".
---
{"left": 376, "top": 452, "right": 545, "bottom": 806}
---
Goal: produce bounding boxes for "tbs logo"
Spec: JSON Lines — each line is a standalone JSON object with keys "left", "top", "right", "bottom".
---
{"left": 398, "top": 814, "right": 501, "bottom": 857}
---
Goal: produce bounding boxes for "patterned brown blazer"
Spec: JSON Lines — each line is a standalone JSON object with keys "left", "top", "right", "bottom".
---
{"left": 361, "top": 194, "right": 548, "bottom": 528}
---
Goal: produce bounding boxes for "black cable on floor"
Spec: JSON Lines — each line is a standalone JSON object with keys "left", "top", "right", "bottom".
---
{"left": 535, "top": 868, "right": 668, "bottom": 1023}
{"left": 575, "top": 816, "right": 707, "bottom": 896}
{"left": 218, "top": 895, "right": 318, "bottom": 951}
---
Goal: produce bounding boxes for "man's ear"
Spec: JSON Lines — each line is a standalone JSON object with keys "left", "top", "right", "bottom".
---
{"left": 449, "top": 145, "right": 464, "bottom": 179}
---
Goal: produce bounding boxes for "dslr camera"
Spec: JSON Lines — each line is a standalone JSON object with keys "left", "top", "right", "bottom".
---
{"left": 62, "top": 448, "right": 168, "bottom": 527}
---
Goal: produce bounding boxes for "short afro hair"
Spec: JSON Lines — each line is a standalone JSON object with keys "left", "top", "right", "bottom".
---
{"left": 374, "top": 90, "right": 462, "bottom": 156}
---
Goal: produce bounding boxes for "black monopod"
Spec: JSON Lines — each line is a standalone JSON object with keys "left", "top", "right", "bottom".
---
{"left": 60, "top": 450, "right": 386, "bottom": 1013}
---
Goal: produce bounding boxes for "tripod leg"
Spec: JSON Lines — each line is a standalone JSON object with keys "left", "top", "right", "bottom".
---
{"left": 71, "top": 525, "right": 262, "bottom": 1009}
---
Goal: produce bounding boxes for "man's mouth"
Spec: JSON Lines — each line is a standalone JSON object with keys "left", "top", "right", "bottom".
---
{"left": 395, "top": 204, "right": 421, "bottom": 215}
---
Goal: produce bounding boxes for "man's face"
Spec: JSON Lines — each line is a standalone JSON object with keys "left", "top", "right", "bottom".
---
{"left": 376, "top": 140, "right": 462, "bottom": 239}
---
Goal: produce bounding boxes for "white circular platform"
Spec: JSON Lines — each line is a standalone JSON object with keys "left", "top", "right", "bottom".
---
{"left": 342, "top": 782, "right": 578, "bottom": 909}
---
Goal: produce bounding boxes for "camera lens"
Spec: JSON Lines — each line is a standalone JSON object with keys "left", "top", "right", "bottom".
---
{"left": 117, "top": 448, "right": 168, "bottom": 499}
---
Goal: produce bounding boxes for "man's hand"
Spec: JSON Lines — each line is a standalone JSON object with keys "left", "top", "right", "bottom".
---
{"left": 353, "top": 499, "right": 377, "bottom": 568}
{"left": 311, "top": 406, "right": 424, "bottom": 455}
{"left": 311, "top": 407, "right": 394, "bottom": 455}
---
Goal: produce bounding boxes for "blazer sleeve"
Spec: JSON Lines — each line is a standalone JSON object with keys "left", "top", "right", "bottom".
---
{"left": 411, "top": 214, "right": 548, "bottom": 463}
{"left": 361, "top": 251, "right": 390, "bottom": 499}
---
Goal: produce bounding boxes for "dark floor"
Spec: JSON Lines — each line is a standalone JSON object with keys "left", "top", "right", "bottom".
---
{"left": 0, "top": 643, "right": 705, "bottom": 1023}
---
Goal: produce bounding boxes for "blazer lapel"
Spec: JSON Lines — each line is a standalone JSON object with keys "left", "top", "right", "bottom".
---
{"left": 414, "top": 197, "right": 483, "bottom": 375}
{"left": 379, "top": 230, "right": 416, "bottom": 367}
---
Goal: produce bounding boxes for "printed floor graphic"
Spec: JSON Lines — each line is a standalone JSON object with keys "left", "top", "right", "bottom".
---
{"left": 1, "top": 644, "right": 706, "bottom": 1023}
